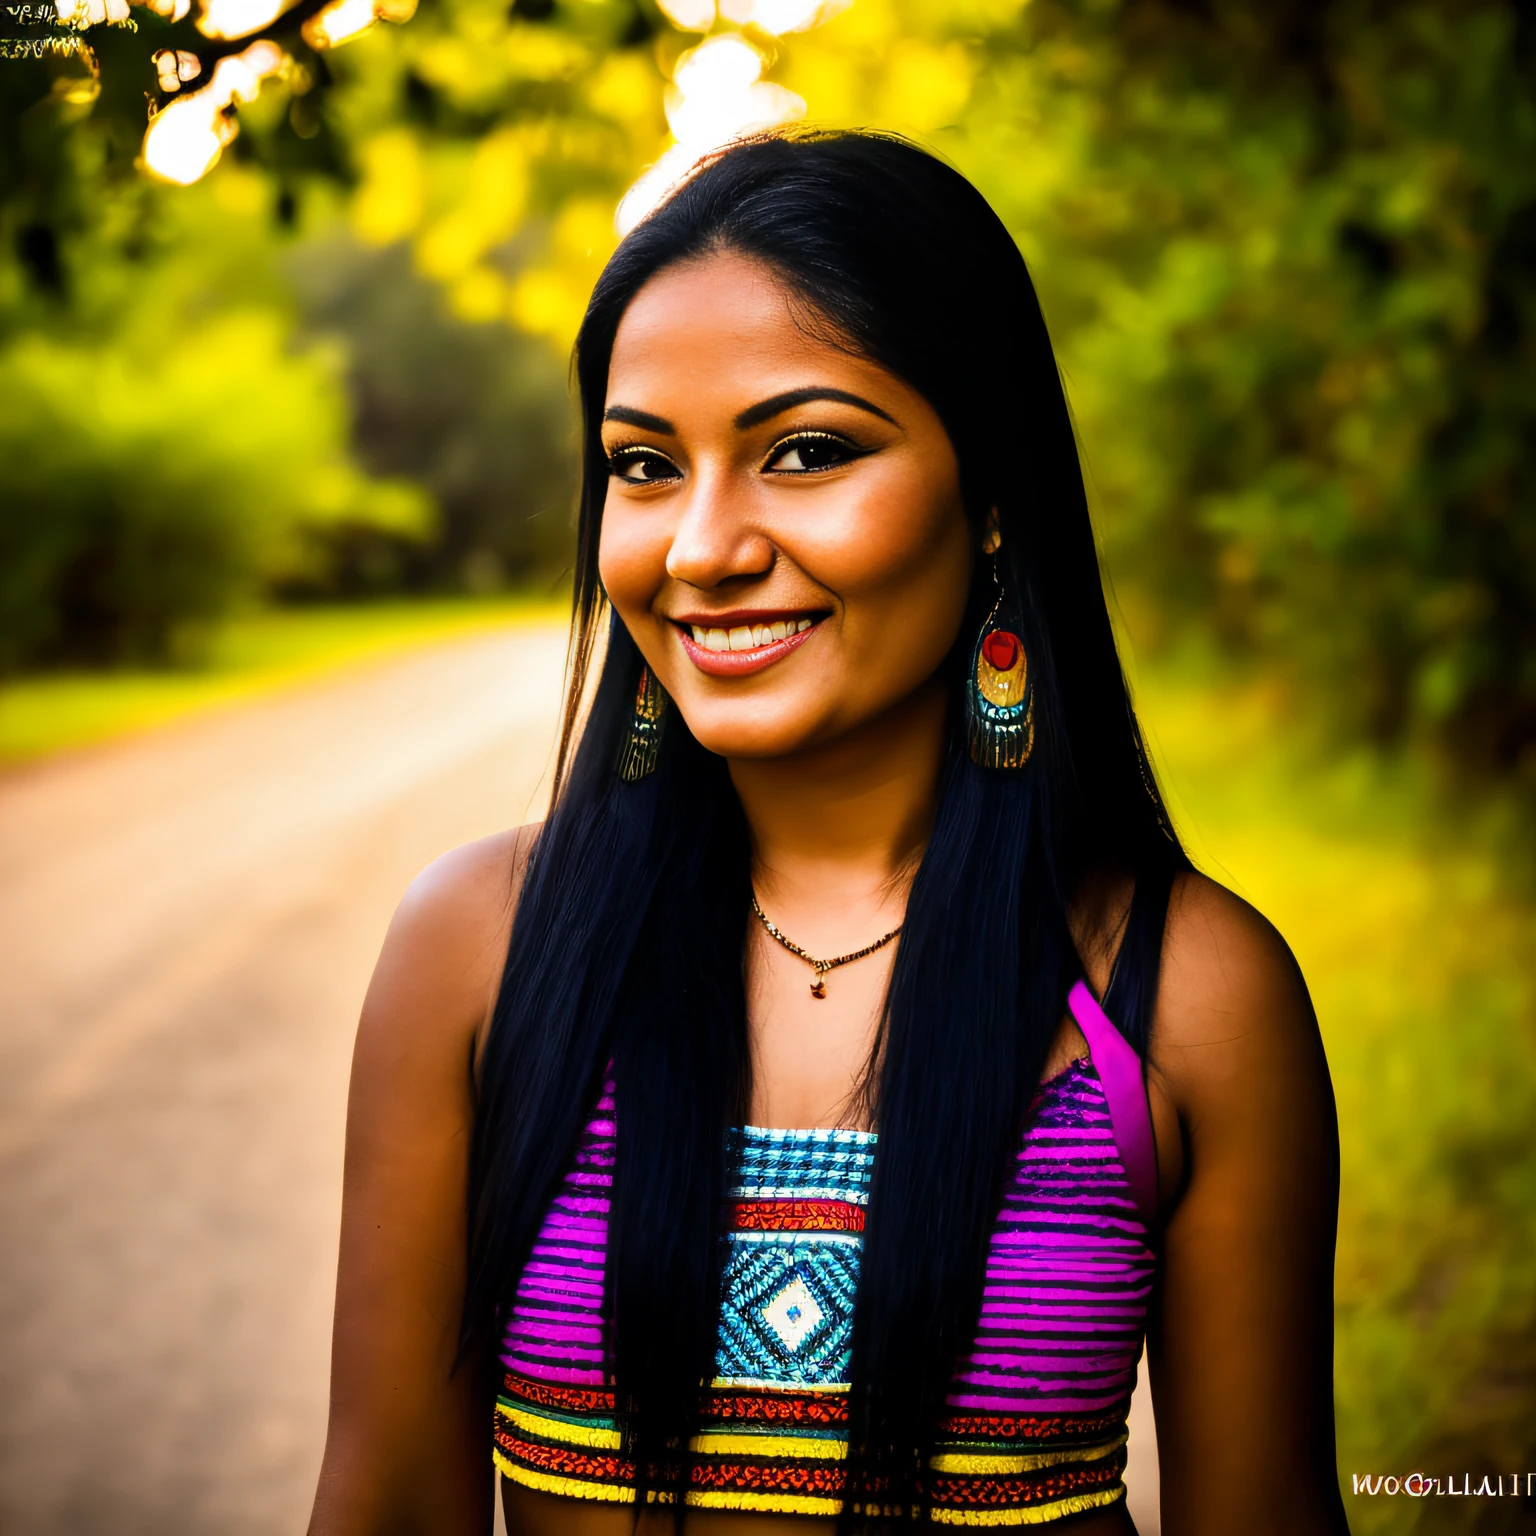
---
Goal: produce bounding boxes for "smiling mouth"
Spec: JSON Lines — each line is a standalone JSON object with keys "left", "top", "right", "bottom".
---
{"left": 673, "top": 613, "right": 825, "bottom": 676}
{"left": 684, "top": 617, "right": 816, "bottom": 653}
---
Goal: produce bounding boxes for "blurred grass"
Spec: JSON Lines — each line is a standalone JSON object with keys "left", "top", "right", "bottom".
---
{"left": 0, "top": 593, "right": 566, "bottom": 768}
{"left": 1138, "top": 652, "right": 1536, "bottom": 1530}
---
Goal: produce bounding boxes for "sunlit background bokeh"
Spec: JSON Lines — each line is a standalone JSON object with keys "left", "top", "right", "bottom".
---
{"left": 1, "top": 2, "right": 1534, "bottom": 1533}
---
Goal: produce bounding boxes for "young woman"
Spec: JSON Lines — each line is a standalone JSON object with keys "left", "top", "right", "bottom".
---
{"left": 308, "top": 132, "right": 1348, "bottom": 1534}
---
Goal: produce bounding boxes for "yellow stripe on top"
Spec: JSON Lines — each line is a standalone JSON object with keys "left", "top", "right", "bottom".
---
{"left": 694, "top": 1430, "right": 847, "bottom": 1461}
{"left": 928, "top": 1488, "right": 1127, "bottom": 1526}
{"left": 687, "top": 1488, "right": 844, "bottom": 1516}
{"left": 927, "top": 1430, "right": 1128, "bottom": 1476}
{"left": 501, "top": 1404, "right": 620, "bottom": 1451}
{"left": 493, "top": 1454, "right": 634, "bottom": 1503}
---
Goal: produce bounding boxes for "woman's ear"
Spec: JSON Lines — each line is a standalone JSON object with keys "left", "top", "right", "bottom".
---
{"left": 981, "top": 508, "right": 1001, "bottom": 556}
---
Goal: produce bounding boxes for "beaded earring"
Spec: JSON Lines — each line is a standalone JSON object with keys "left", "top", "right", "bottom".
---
{"left": 615, "top": 664, "right": 669, "bottom": 782}
{"left": 966, "top": 528, "right": 1034, "bottom": 770}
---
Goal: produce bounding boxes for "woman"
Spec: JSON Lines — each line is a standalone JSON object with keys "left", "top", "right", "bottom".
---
{"left": 309, "top": 132, "right": 1348, "bottom": 1534}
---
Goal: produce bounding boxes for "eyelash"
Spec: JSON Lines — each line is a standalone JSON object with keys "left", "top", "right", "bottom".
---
{"left": 762, "top": 430, "right": 867, "bottom": 474}
{"left": 606, "top": 443, "right": 678, "bottom": 484}
{"left": 605, "top": 431, "right": 867, "bottom": 484}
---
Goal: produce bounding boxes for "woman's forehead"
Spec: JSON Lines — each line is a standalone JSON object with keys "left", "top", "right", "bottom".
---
{"left": 604, "top": 253, "right": 905, "bottom": 425}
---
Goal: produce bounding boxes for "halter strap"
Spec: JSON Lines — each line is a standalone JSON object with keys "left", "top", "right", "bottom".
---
{"left": 1067, "top": 980, "right": 1159, "bottom": 1231}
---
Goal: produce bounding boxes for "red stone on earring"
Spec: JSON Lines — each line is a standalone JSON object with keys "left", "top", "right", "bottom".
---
{"left": 982, "top": 630, "right": 1021, "bottom": 671}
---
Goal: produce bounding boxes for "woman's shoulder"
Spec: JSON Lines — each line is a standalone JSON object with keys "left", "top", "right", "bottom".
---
{"left": 361, "top": 825, "right": 539, "bottom": 1066}
{"left": 1152, "top": 870, "right": 1333, "bottom": 1132}
{"left": 395, "top": 824, "right": 534, "bottom": 938}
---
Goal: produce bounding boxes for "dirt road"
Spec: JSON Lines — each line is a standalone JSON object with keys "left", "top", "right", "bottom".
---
{"left": 0, "top": 621, "right": 1156, "bottom": 1535}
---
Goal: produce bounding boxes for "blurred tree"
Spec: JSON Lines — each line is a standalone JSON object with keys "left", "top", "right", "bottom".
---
{"left": 928, "top": 0, "right": 1536, "bottom": 789}
{"left": 0, "top": 307, "right": 429, "bottom": 665}
{"left": 286, "top": 236, "right": 577, "bottom": 592}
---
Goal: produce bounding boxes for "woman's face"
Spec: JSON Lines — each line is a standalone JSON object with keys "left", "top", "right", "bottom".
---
{"left": 598, "top": 250, "right": 975, "bottom": 761}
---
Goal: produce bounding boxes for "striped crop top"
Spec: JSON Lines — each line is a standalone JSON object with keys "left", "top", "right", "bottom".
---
{"left": 494, "top": 982, "right": 1159, "bottom": 1525}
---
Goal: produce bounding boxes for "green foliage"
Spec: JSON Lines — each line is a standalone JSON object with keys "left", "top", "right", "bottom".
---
{"left": 289, "top": 238, "right": 578, "bottom": 589}
{"left": 931, "top": 1, "right": 1536, "bottom": 785}
{"left": 0, "top": 310, "right": 430, "bottom": 666}
{"left": 0, "top": 65, "right": 435, "bottom": 666}
{"left": 1141, "top": 653, "right": 1536, "bottom": 1532}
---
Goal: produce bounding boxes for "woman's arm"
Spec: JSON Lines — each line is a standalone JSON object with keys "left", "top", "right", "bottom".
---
{"left": 307, "top": 830, "right": 525, "bottom": 1536}
{"left": 1149, "top": 873, "right": 1349, "bottom": 1534}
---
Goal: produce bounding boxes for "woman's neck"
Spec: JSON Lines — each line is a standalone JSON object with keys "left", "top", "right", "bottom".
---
{"left": 728, "top": 678, "right": 948, "bottom": 925}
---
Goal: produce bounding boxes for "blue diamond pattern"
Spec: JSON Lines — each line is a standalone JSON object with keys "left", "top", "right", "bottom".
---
{"left": 715, "top": 1237, "right": 859, "bottom": 1386}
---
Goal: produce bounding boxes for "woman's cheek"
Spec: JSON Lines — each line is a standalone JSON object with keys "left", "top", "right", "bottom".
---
{"left": 597, "top": 507, "right": 665, "bottom": 621}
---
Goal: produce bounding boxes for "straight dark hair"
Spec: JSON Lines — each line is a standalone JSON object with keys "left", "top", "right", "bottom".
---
{"left": 465, "top": 130, "right": 1189, "bottom": 1528}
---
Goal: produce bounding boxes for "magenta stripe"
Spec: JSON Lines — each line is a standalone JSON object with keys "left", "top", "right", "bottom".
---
{"left": 522, "top": 1259, "right": 603, "bottom": 1279}
{"left": 499, "top": 1357, "right": 607, "bottom": 1384}
{"left": 946, "top": 1388, "right": 1129, "bottom": 1413}
{"left": 1067, "top": 981, "right": 1158, "bottom": 1227}
{"left": 519, "top": 1270, "right": 603, "bottom": 1290}
{"left": 503, "top": 1339, "right": 599, "bottom": 1363}
{"left": 512, "top": 1304, "right": 602, "bottom": 1324}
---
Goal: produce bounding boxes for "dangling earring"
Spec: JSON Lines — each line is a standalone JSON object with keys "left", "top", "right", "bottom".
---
{"left": 616, "top": 664, "right": 669, "bottom": 782}
{"left": 967, "top": 524, "right": 1034, "bottom": 770}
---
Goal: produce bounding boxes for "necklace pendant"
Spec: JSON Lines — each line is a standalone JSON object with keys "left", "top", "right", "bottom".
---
{"left": 810, "top": 977, "right": 828, "bottom": 1000}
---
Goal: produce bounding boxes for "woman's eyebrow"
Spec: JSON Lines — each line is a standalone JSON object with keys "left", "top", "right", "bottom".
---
{"left": 603, "top": 405, "right": 674, "bottom": 432}
{"left": 734, "top": 388, "right": 899, "bottom": 430}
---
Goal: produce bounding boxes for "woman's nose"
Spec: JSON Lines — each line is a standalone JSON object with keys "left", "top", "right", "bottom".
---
{"left": 664, "top": 471, "right": 775, "bottom": 590}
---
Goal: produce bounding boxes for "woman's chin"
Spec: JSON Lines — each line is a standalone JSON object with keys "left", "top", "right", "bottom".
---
{"left": 689, "top": 724, "right": 826, "bottom": 763}
{"left": 678, "top": 702, "right": 841, "bottom": 764}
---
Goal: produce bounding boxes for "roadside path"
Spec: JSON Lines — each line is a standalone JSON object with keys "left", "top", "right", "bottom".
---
{"left": 0, "top": 621, "right": 1156, "bottom": 1534}
{"left": 0, "top": 626, "right": 563, "bottom": 1535}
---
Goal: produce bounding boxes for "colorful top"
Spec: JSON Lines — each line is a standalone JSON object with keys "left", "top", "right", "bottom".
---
{"left": 494, "top": 981, "right": 1159, "bottom": 1525}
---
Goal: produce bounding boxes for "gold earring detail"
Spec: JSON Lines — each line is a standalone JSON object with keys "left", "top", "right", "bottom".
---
{"left": 616, "top": 664, "right": 669, "bottom": 782}
{"left": 966, "top": 554, "right": 1034, "bottom": 770}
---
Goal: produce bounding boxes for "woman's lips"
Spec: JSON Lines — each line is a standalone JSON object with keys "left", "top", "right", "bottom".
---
{"left": 676, "top": 617, "right": 821, "bottom": 677}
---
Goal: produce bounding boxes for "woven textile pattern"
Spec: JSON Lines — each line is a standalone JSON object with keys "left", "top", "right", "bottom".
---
{"left": 494, "top": 1059, "right": 1155, "bottom": 1524}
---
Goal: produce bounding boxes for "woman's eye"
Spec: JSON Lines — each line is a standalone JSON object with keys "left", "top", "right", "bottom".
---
{"left": 609, "top": 448, "right": 680, "bottom": 485}
{"left": 764, "top": 433, "right": 863, "bottom": 474}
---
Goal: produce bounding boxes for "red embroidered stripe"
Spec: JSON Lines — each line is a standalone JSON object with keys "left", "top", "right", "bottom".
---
{"left": 501, "top": 1374, "right": 614, "bottom": 1416}
{"left": 933, "top": 1407, "right": 1127, "bottom": 1443}
{"left": 728, "top": 1198, "right": 865, "bottom": 1232}
{"left": 927, "top": 1456, "right": 1125, "bottom": 1509}
{"left": 499, "top": 1368, "right": 850, "bottom": 1428}
{"left": 703, "top": 1391, "right": 850, "bottom": 1427}
{"left": 499, "top": 1369, "right": 1126, "bottom": 1444}
{"left": 691, "top": 1460, "right": 849, "bottom": 1498}
{"left": 495, "top": 1430, "right": 633, "bottom": 1486}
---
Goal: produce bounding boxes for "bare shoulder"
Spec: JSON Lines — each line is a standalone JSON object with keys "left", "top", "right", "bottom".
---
{"left": 314, "top": 826, "right": 538, "bottom": 1535}
{"left": 360, "top": 825, "right": 538, "bottom": 1068}
{"left": 1152, "top": 870, "right": 1332, "bottom": 1128}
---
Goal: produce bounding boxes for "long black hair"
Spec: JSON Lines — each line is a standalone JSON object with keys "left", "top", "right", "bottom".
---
{"left": 465, "top": 130, "right": 1189, "bottom": 1528}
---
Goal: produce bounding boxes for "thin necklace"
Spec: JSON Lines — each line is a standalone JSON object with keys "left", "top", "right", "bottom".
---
{"left": 750, "top": 892, "right": 903, "bottom": 1000}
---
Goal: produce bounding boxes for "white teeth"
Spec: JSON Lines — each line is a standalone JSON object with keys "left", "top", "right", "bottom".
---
{"left": 688, "top": 618, "right": 815, "bottom": 652}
